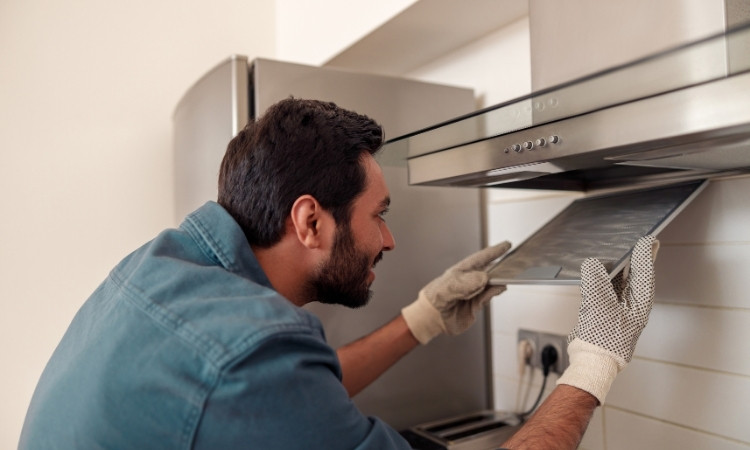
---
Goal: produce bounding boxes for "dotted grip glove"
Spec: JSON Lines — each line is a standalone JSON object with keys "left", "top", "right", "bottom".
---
{"left": 557, "top": 235, "right": 660, "bottom": 405}
{"left": 402, "top": 241, "right": 511, "bottom": 344}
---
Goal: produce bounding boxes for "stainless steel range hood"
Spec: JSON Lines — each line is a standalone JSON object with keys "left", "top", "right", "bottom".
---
{"left": 398, "top": 23, "right": 750, "bottom": 191}
{"left": 388, "top": 21, "right": 750, "bottom": 286}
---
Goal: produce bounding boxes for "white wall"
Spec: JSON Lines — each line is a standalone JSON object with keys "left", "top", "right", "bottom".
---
{"left": 0, "top": 1, "right": 275, "bottom": 447}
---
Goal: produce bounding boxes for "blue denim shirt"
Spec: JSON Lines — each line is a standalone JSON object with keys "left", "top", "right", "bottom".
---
{"left": 20, "top": 202, "right": 409, "bottom": 449}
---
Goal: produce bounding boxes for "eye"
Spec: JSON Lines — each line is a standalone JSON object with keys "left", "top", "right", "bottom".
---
{"left": 377, "top": 207, "right": 389, "bottom": 221}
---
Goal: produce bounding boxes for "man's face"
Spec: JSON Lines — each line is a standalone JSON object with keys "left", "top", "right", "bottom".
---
{"left": 308, "top": 154, "right": 395, "bottom": 308}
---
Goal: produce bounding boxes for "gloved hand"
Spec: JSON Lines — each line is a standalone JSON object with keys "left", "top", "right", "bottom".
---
{"left": 402, "top": 241, "right": 511, "bottom": 345}
{"left": 557, "top": 235, "right": 660, "bottom": 404}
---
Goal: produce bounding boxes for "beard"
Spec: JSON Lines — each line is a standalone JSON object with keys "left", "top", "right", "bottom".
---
{"left": 307, "top": 223, "right": 382, "bottom": 309}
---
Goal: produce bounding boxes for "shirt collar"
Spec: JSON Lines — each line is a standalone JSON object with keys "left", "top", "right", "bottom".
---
{"left": 181, "top": 201, "right": 273, "bottom": 290}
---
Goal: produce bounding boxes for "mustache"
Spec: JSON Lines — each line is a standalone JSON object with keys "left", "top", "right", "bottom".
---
{"left": 373, "top": 252, "right": 384, "bottom": 267}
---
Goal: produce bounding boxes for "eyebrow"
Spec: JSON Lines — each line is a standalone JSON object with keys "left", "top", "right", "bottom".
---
{"left": 379, "top": 196, "right": 391, "bottom": 210}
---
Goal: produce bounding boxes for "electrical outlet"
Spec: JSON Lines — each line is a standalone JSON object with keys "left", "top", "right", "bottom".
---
{"left": 517, "top": 329, "right": 569, "bottom": 375}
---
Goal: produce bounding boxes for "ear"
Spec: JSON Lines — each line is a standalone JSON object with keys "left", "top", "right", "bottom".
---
{"left": 289, "top": 195, "right": 332, "bottom": 249}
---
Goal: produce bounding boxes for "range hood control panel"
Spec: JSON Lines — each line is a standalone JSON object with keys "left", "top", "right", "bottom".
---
{"left": 505, "top": 135, "right": 560, "bottom": 153}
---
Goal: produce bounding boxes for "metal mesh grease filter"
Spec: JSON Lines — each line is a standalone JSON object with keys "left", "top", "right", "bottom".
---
{"left": 488, "top": 181, "right": 705, "bottom": 285}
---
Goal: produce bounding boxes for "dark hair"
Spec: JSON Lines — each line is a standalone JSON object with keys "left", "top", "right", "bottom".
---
{"left": 217, "top": 98, "right": 384, "bottom": 248}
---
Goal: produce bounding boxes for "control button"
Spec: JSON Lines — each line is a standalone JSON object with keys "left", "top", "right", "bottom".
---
{"left": 536, "top": 138, "right": 547, "bottom": 147}
{"left": 504, "top": 147, "right": 510, "bottom": 153}
{"left": 511, "top": 144, "right": 522, "bottom": 153}
{"left": 523, "top": 141, "right": 534, "bottom": 150}
{"left": 548, "top": 135, "right": 560, "bottom": 144}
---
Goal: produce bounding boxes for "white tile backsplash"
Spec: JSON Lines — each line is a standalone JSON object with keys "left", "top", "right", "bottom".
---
{"left": 605, "top": 408, "right": 750, "bottom": 450}
{"left": 658, "top": 176, "right": 750, "bottom": 244}
{"left": 490, "top": 285, "right": 580, "bottom": 335}
{"left": 656, "top": 243, "right": 750, "bottom": 308}
{"left": 607, "top": 358, "right": 750, "bottom": 443}
{"left": 491, "top": 331, "right": 524, "bottom": 380}
{"left": 637, "top": 304, "right": 750, "bottom": 376}
{"left": 493, "top": 375, "right": 523, "bottom": 412}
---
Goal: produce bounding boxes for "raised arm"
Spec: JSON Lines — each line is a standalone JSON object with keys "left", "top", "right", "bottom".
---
{"left": 502, "top": 385, "right": 598, "bottom": 449}
{"left": 503, "top": 235, "right": 660, "bottom": 449}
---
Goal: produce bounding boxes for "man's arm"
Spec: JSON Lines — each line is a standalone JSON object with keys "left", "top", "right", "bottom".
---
{"left": 501, "top": 385, "right": 598, "bottom": 449}
{"left": 337, "top": 242, "right": 511, "bottom": 397}
{"left": 336, "top": 314, "right": 419, "bottom": 397}
{"left": 504, "top": 235, "right": 660, "bottom": 449}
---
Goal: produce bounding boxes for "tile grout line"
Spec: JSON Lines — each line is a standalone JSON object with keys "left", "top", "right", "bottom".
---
{"left": 632, "top": 355, "right": 750, "bottom": 380}
{"left": 601, "top": 404, "right": 608, "bottom": 450}
{"left": 659, "top": 241, "right": 750, "bottom": 246}
{"left": 654, "top": 301, "right": 750, "bottom": 312}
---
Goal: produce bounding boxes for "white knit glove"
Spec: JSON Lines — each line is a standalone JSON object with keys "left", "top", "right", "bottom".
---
{"left": 557, "top": 235, "right": 660, "bottom": 404}
{"left": 402, "top": 242, "right": 511, "bottom": 344}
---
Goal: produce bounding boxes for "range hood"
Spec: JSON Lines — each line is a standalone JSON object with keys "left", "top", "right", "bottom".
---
{"left": 386, "top": 21, "right": 750, "bottom": 285}
{"left": 398, "top": 23, "right": 750, "bottom": 191}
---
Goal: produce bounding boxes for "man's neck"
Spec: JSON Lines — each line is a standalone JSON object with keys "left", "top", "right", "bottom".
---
{"left": 251, "top": 239, "right": 312, "bottom": 307}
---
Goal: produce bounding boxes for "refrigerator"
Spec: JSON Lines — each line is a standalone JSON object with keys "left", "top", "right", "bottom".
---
{"left": 173, "top": 56, "right": 487, "bottom": 430}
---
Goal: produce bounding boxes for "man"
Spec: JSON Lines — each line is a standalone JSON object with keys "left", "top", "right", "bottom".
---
{"left": 20, "top": 98, "right": 659, "bottom": 449}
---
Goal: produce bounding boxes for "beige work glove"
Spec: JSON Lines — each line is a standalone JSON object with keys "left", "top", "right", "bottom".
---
{"left": 557, "top": 235, "right": 660, "bottom": 405}
{"left": 402, "top": 241, "right": 511, "bottom": 344}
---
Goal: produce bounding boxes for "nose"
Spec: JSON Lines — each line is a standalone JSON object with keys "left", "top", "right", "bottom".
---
{"left": 381, "top": 222, "right": 396, "bottom": 251}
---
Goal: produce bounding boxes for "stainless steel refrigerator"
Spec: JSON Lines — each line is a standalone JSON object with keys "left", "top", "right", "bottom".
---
{"left": 173, "top": 56, "right": 487, "bottom": 430}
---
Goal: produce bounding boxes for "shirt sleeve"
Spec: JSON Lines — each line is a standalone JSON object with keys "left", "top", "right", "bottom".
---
{"left": 192, "top": 327, "right": 412, "bottom": 449}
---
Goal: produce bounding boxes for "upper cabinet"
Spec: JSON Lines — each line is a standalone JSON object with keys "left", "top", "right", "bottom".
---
{"left": 322, "top": 0, "right": 527, "bottom": 76}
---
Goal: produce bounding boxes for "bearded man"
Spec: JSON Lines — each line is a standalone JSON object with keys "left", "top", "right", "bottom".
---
{"left": 20, "top": 98, "right": 659, "bottom": 450}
